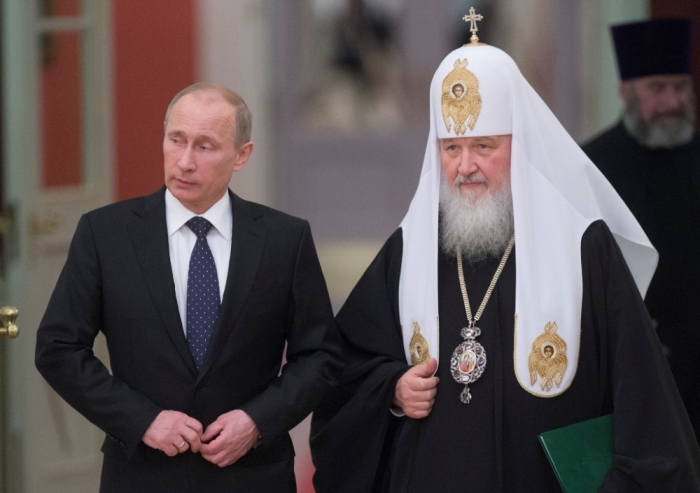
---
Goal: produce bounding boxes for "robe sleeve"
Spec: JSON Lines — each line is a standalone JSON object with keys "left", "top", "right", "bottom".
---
{"left": 583, "top": 221, "right": 700, "bottom": 491}
{"left": 311, "top": 229, "right": 409, "bottom": 493}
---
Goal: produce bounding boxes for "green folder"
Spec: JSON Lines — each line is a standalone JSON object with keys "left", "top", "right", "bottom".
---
{"left": 538, "top": 414, "right": 614, "bottom": 493}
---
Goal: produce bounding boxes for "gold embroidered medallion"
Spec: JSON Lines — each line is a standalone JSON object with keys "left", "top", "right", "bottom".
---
{"left": 441, "top": 59, "right": 482, "bottom": 135}
{"left": 409, "top": 322, "right": 430, "bottom": 365}
{"left": 528, "top": 322, "right": 568, "bottom": 392}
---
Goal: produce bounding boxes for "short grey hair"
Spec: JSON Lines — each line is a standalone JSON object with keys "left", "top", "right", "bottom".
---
{"left": 164, "top": 82, "right": 252, "bottom": 148}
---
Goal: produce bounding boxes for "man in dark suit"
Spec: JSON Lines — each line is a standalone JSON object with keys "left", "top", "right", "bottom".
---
{"left": 35, "top": 83, "right": 342, "bottom": 492}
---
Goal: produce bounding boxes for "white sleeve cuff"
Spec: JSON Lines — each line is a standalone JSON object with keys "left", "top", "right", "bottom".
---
{"left": 390, "top": 405, "right": 405, "bottom": 417}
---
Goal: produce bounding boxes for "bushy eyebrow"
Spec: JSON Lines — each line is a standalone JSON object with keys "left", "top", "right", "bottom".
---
{"left": 439, "top": 136, "right": 501, "bottom": 147}
{"left": 473, "top": 136, "right": 498, "bottom": 144}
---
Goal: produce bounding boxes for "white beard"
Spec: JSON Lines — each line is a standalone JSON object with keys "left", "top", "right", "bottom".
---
{"left": 622, "top": 88, "right": 696, "bottom": 149}
{"left": 439, "top": 172, "right": 514, "bottom": 262}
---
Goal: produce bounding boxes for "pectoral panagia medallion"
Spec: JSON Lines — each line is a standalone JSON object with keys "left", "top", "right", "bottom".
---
{"left": 451, "top": 325, "right": 487, "bottom": 403}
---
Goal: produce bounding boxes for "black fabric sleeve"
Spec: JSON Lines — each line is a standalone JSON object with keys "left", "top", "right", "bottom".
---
{"left": 582, "top": 221, "right": 700, "bottom": 492}
{"left": 311, "top": 228, "right": 410, "bottom": 493}
{"left": 240, "top": 220, "right": 343, "bottom": 443}
{"left": 35, "top": 215, "right": 163, "bottom": 460}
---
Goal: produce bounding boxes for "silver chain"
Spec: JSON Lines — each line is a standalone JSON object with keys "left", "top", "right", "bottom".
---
{"left": 457, "top": 235, "right": 515, "bottom": 327}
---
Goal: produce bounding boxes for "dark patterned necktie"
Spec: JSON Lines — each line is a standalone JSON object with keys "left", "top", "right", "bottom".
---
{"left": 186, "top": 217, "right": 221, "bottom": 370}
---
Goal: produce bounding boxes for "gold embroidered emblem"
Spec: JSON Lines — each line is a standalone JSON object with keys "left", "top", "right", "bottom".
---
{"left": 528, "top": 322, "right": 568, "bottom": 392}
{"left": 409, "top": 322, "right": 430, "bottom": 365}
{"left": 441, "top": 59, "right": 482, "bottom": 135}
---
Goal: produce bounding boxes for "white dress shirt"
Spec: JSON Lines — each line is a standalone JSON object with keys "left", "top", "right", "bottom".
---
{"left": 165, "top": 189, "right": 232, "bottom": 335}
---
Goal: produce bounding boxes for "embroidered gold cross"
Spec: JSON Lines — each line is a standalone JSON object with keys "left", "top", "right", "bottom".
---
{"left": 462, "top": 7, "right": 484, "bottom": 44}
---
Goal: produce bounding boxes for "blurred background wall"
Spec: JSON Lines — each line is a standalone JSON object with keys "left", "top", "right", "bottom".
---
{"left": 2, "top": 0, "right": 699, "bottom": 492}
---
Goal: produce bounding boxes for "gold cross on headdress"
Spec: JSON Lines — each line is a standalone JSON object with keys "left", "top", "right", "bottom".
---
{"left": 462, "top": 7, "right": 484, "bottom": 45}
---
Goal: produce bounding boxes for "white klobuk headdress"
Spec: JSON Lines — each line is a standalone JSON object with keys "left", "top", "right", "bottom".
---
{"left": 399, "top": 42, "right": 658, "bottom": 397}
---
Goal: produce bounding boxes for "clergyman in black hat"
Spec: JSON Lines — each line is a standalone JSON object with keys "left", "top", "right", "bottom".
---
{"left": 583, "top": 18, "right": 700, "bottom": 439}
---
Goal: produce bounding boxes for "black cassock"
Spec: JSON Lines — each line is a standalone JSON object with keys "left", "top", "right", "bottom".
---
{"left": 311, "top": 221, "right": 700, "bottom": 492}
{"left": 584, "top": 123, "right": 700, "bottom": 438}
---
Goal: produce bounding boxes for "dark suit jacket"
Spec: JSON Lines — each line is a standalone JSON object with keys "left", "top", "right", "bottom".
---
{"left": 35, "top": 188, "right": 343, "bottom": 493}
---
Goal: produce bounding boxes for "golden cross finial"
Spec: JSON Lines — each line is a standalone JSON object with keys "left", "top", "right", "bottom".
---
{"left": 462, "top": 7, "right": 484, "bottom": 45}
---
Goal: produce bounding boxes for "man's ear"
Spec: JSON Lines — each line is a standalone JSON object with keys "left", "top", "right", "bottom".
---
{"left": 233, "top": 141, "right": 254, "bottom": 172}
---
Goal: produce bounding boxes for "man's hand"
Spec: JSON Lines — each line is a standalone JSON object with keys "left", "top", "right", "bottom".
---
{"left": 200, "top": 410, "right": 260, "bottom": 467}
{"left": 393, "top": 358, "right": 439, "bottom": 419}
{"left": 142, "top": 410, "right": 203, "bottom": 456}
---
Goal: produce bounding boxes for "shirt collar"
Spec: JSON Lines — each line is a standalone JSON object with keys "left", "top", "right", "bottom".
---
{"left": 165, "top": 189, "right": 232, "bottom": 241}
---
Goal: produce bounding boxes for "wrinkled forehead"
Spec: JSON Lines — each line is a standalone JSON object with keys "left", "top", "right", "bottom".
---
{"left": 432, "top": 45, "right": 518, "bottom": 139}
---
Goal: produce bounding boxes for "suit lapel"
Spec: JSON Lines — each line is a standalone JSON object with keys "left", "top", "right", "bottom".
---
{"left": 197, "top": 192, "right": 267, "bottom": 381}
{"left": 128, "top": 188, "right": 197, "bottom": 375}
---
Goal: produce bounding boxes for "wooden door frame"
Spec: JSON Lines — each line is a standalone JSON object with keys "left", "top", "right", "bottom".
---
{"left": 0, "top": 0, "right": 7, "bottom": 489}
{"left": 1, "top": 1, "right": 113, "bottom": 491}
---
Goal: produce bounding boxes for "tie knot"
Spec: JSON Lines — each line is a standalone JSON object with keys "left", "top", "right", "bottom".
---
{"left": 186, "top": 217, "right": 214, "bottom": 238}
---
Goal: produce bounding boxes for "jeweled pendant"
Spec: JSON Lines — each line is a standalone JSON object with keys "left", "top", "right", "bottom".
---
{"left": 460, "top": 385, "right": 472, "bottom": 403}
{"left": 450, "top": 326, "right": 487, "bottom": 404}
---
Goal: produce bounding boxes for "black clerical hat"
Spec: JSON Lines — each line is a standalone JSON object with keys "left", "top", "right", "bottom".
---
{"left": 611, "top": 18, "right": 692, "bottom": 80}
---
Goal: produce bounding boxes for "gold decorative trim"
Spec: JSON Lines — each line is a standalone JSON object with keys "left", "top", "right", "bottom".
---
{"left": 409, "top": 321, "right": 430, "bottom": 365}
{"left": 441, "top": 59, "right": 481, "bottom": 135}
{"left": 462, "top": 7, "right": 487, "bottom": 46}
{"left": 513, "top": 315, "right": 581, "bottom": 398}
{"left": 528, "top": 322, "right": 567, "bottom": 392}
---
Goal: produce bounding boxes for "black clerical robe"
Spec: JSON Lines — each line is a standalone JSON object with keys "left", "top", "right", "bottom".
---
{"left": 310, "top": 221, "right": 700, "bottom": 492}
{"left": 583, "top": 123, "right": 700, "bottom": 438}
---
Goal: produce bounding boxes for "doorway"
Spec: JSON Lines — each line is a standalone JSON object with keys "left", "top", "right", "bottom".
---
{"left": 1, "top": 0, "right": 113, "bottom": 491}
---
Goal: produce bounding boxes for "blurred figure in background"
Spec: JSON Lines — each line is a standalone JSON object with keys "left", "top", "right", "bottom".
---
{"left": 583, "top": 19, "right": 700, "bottom": 439}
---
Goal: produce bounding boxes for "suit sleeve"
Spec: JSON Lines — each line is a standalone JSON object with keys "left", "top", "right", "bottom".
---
{"left": 239, "top": 220, "right": 343, "bottom": 442}
{"left": 35, "top": 215, "right": 163, "bottom": 459}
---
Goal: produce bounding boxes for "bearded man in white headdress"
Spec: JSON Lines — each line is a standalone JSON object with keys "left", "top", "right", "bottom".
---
{"left": 310, "top": 13, "right": 700, "bottom": 493}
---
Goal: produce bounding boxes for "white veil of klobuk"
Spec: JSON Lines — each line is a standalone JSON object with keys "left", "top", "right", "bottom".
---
{"left": 398, "top": 44, "right": 658, "bottom": 397}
